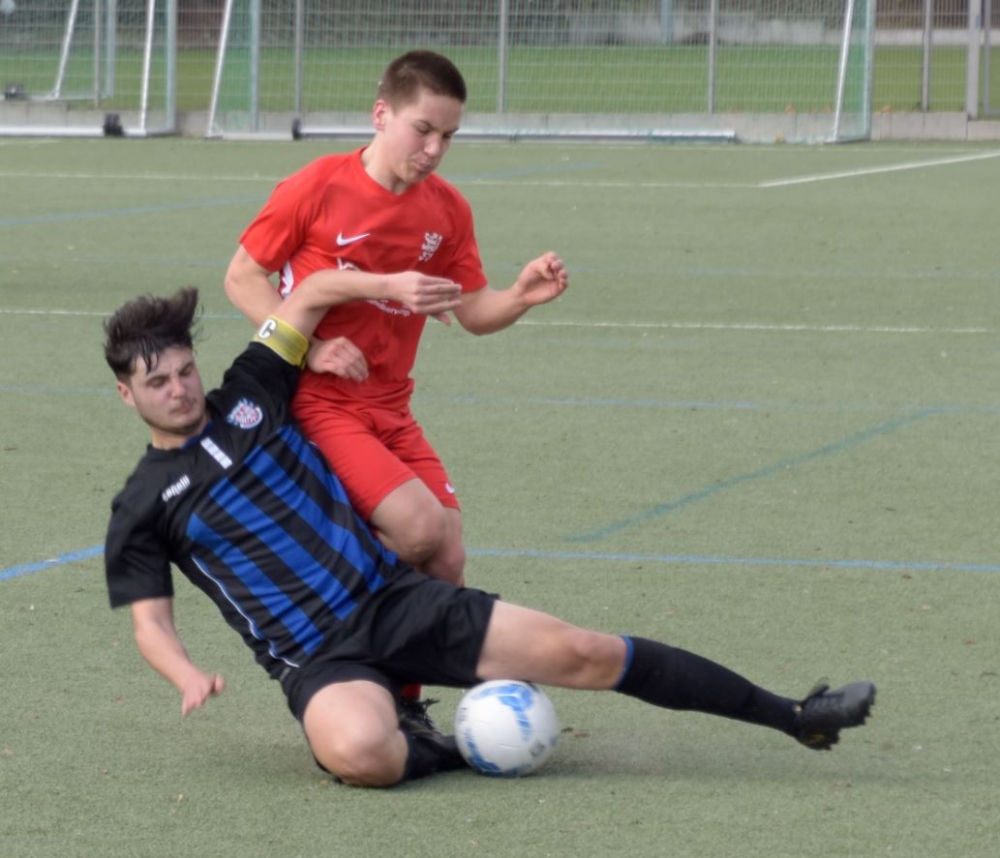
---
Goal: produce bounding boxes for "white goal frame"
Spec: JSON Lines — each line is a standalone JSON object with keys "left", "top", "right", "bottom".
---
{"left": 0, "top": 0, "right": 178, "bottom": 138}
{"left": 206, "top": 0, "right": 876, "bottom": 145}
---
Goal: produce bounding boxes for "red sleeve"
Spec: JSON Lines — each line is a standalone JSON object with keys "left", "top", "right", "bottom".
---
{"left": 239, "top": 159, "right": 326, "bottom": 272}
{"left": 444, "top": 189, "right": 489, "bottom": 294}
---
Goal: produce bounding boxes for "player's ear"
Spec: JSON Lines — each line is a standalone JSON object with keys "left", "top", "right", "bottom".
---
{"left": 372, "top": 99, "right": 389, "bottom": 132}
{"left": 116, "top": 380, "right": 137, "bottom": 409}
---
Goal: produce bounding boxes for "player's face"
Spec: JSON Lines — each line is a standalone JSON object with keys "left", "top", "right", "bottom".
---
{"left": 372, "top": 88, "right": 462, "bottom": 190}
{"left": 118, "top": 346, "right": 207, "bottom": 449}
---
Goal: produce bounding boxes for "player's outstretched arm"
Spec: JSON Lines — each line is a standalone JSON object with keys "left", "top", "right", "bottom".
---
{"left": 130, "top": 597, "right": 226, "bottom": 716}
{"left": 224, "top": 245, "right": 284, "bottom": 327}
{"left": 271, "top": 269, "right": 462, "bottom": 342}
{"left": 228, "top": 243, "right": 462, "bottom": 332}
{"left": 454, "top": 251, "right": 568, "bottom": 335}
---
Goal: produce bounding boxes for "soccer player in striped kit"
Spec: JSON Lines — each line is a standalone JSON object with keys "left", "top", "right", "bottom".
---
{"left": 103, "top": 284, "right": 875, "bottom": 787}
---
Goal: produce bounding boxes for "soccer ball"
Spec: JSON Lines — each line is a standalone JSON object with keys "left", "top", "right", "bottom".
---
{"left": 454, "top": 680, "right": 559, "bottom": 777}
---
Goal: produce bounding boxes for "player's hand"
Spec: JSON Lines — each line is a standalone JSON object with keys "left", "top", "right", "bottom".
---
{"left": 385, "top": 272, "right": 463, "bottom": 325}
{"left": 307, "top": 336, "right": 369, "bottom": 381}
{"left": 181, "top": 671, "right": 225, "bottom": 716}
{"left": 513, "top": 252, "right": 568, "bottom": 307}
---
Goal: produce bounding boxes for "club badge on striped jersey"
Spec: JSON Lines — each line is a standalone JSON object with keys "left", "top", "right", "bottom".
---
{"left": 226, "top": 398, "right": 264, "bottom": 429}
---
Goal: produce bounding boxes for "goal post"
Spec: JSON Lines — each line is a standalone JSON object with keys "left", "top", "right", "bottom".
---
{"left": 833, "top": 0, "right": 877, "bottom": 142}
{"left": 206, "top": 0, "right": 877, "bottom": 144}
{"left": 0, "top": 0, "right": 178, "bottom": 137}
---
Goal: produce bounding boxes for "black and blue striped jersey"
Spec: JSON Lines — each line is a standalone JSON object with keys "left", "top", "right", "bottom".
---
{"left": 104, "top": 341, "right": 403, "bottom": 678}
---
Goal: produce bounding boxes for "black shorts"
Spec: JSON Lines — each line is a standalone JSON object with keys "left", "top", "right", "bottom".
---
{"left": 280, "top": 569, "right": 497, "bottom": 722}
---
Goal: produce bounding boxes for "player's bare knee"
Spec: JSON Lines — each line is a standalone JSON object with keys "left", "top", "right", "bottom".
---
{"left": 560, "top": 629, "right": 625, "bottom": 688}
{"left": 316, "top": 731, "right": 405, "bottom": 788}
{"left": 332, "top": 754, "right": 402, "bottom": 788}
{"left": 421, "top": 539, "right": 466, "bottom": 585}
{"left": 392, "top": 502, "right": 447, "bottom": 564}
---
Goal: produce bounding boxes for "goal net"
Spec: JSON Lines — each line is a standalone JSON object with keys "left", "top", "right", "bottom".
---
{"left": 0, "top": 0, "right": 177, "bottom": 137}
{"left": 207, "top": 0, "right": 876, "bottom": 144}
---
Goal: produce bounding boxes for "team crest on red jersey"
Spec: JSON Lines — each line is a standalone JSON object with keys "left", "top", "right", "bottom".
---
{"left": 419, "top": 232, "right": 442, "bottom": 262}
{"left": 227, "top": 398, "right": 264, "bottom": 429}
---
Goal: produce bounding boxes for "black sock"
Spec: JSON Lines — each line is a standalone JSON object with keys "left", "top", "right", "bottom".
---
{"left": 401, "top": 731, "right": 467, "bottom": 782}
{"left": 615, "top": 636, "right": 798, "bottom": 735}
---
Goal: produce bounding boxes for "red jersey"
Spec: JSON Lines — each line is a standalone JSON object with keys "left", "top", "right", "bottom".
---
{"left": 240, "top": 148, "right": 488, "bottom": 410}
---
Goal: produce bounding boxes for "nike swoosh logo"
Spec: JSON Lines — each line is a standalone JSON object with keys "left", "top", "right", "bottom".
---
{"left": 336, "top": 231, "right": 371, "bottom": 246}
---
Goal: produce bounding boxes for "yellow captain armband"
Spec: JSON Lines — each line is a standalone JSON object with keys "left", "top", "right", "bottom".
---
{"left": 254, "top": 315, "right": 309, "bottom": 368}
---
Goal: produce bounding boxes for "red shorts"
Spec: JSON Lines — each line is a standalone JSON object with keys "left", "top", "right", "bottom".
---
{"left": 293, "top": 394, "right": 460, "bottom": 521}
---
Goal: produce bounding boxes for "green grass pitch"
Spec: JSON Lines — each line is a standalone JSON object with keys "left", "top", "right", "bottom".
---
{"left": 1, "top": 137, "right": 999, "bottom": 857}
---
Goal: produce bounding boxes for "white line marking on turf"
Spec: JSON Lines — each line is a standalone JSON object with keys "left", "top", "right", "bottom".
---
{"left": 518, "top": 319, "right": 992, "bottom": 334}
{"left": 0, "top": 170, "right": 281, "bottom": 183}
{"left": 0, "top": 308, "right": 108, "bottom": 316}
{"left": 1, "top": 307, "right": 991, "bottom": 334}
{"left": 3, "top": 147, "right": 997, "bottom": 191}
{"left": 759, "top": 150, "right": 1000, "bottom": 188}
{"left": 0, "top": 170, "right": 751, "bottom": 190}
{"left": 462, "top": 179, "right": 755, "bottom": 189}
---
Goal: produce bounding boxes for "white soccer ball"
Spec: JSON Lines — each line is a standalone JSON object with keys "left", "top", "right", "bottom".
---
{"left": 455, "top": 680, "right": 559, "bottom": 777}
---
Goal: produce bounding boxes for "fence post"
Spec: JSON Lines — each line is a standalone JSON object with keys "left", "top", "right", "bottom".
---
{"left": 707, "top": 0, "right": 718, "bottom": 113}
{"left": 921, "top": 0, "right": 932, "bottom": 111}
{"left": 498, "top": 0, "right": 509, "bottom": 113}
{"left": 966, "top": 0, "right": 981, "bottom": 118}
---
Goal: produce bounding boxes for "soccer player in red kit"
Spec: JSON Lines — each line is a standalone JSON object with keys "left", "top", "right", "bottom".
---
{"left": 224, "top": 50, "right": 568, "bottom": 716}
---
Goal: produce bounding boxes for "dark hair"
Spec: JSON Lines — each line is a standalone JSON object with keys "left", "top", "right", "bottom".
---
{"left": 376, "top": 50, "right": 467, "bottom": 107}
{"left": 103, "top": 287, "right": 201, "bottom": 380}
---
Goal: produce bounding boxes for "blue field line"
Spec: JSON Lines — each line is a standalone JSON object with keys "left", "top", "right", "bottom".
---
{"left": 567, "top": 407, "right": 942, "bottom": 543}
{"left": 469, "top": 547, "right": 1000, "bottom": 574}
{"left": 6, "top": 385, "right": 1000, "bottom": 421}
{"left": 1, "top": 545, "right": 104, "bottom": 582}
{"left": 4, "top": 541, "right": 1000, "bottom": 583}
{"left": 0, "top": 195, "right": 266, "bottom": 228}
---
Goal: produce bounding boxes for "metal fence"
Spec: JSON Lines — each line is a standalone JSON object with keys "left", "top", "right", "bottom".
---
{"left": 0, "top": 0, "right": 995, "bottom": 139}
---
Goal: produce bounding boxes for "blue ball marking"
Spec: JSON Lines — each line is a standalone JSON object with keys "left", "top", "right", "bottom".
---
{"left": 469, "top": 681, "right": 537, "bottom": 742}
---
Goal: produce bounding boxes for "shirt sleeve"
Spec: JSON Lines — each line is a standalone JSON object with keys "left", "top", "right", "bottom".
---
{"left": 239, "top": 161, "right": 324, "bottom": 273}
{"left": 105, "top": 499, "right": 174, "bottom": 609}
{"left": 444, "top": 189, "right": 489, "bottom": 294}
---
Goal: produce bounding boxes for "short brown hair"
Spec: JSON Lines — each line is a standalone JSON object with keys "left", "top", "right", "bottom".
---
{"left": 376, "top": 50, "right": 467, "bottom": 108}
{"left": 103, "top": 287, "right": 201, "bottom": 380}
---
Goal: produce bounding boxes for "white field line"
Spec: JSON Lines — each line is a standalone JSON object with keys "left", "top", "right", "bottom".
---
{"left": 4, "top": 153, "right": 999, "bottom": 190}
{"left": 1, "top": 308, "right": 110, "bottom": 316}
{"left": 0, "top": 169, "right": 751, "bottom": 189}
{"left": 460, "top": 179, "right": 753, "bottom": 189}
{"left": 0, "top": 307, "right": 991, "bottom": 334}
{"left": 1, "top": 146, "right": 998, "bottom": 189}
{"left": 518, "top": 319, "right": 992, "bottom": 334}
{"left": 0, "top": 170, "right": 281, "bottom": 183}
{"left": 758, "top": 150, "right": 1000, "bottom": 188}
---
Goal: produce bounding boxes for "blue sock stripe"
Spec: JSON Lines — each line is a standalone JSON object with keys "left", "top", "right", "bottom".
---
{"left": 615, "top": 635, "right": 635, "bottom": 689}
